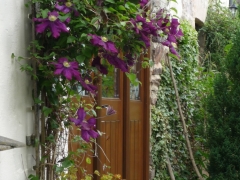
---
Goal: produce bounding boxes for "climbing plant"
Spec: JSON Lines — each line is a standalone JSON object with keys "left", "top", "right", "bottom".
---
{"left": 13, "top": 0, "right": 183, "bottom": 179}
{"left": 151, "top": 20, "right": 206, "bottom": 180}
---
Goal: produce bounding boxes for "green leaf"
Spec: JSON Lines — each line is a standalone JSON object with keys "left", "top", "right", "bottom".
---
{"left": 170, "top": 7, "right": 178, "bottom": 14}
{"left": 42, "top": 106, "right": 52, "bottom": 116}
{"left": 118, "top": 5, "right": 126, "bottom": 11}
{"left": 34, "top": 98, "right": 43, "bottom": 104}
{"left": 62, "top": 159, "right": 73, "bottom": 168}
{"left": 76, "top": 55, "right": 85, "bottom": 64}
{"left": 126, "top": 73, "right": 141, "bottom": 86}
{"left": 28, "top": 174, "right": 39, "bottom": 180}
{"left": 86, "top": 157, "right": 91, "bottom": 164}
{"left": 46, "top": 134, "right": 55, "bottom": 143}
{"left": 58, "top": 14, "right": 70, "bottom": 22}
{"left": 41, "top": 9, "right": 49, "bottom": 18}
{"left": 105, "top": 0, "right": 115, "bottom": 3}
{"left": 67, "top": 36, "right": 76, "bottom": 43}
{"left": 120, "top": 21, "right": 126, "bottom": 26}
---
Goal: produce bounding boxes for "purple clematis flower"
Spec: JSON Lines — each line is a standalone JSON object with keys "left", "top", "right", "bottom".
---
{"left": 92, "top": 56, "right": 108, "bottom": 74}
{"left": 77, "top": 75, "right": 98, "bottom": 94}
{"left": 140, "top": 0, "right": 148, "bottom": 8}
{"left": 89, "top": 34, "right": 118, "bottom": 53}
{"left": 34, "top": 11, "right": 69, "bottom": 38}
{"left": 131, "top": 15, "right": 158, "bottom": 47}
{"left": 55, "top": 0, "right": 79, "bottom": 16}
{"left": 103, "top": 53, "right": 128, "bottom": 72}
{"left": 53, "top": 57, "right": 80, "bottom": 80}
{"left": 69, "top": 108, "right": 99, "bottom": 142}
{"left": 161, "top": 18, "right": 183, "bottom": 58}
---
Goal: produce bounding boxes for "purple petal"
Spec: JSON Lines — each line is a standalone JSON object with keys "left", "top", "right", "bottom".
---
{"left": 58, "top": 57, "right": 68, "bottom": 63}
{"left": 48, "top": 11, "right": 59, "bottom": 17}
{"left": 106, "top": 106, "right": 117, "bottom": 116}
{"left": 88, "top": 130, "right": 99, "bottom": 139}
{"left": 81, "top": 130, "right": 90, "bottom": 142}
{"left": 92, "top": 56, "right": 108, "bottom": 74}
{"left": 167, "top": 34, "right": 177, "bottom": 43}
{"left": 55, "top": 3, "right": 65, "bottom": 11}
{"left": 62, "top": 69, "right": 73, "bottom": 80}
{"left": 54, "top": 68, "right": 63, "bottom": 75}
{"left": 69, "top": 117, "right": 82, "bottom": 126}
{"left": 36, "top": 21, "right": 49, "bottom": 33}
{"left": 49, "top": 23, "right": 61, "bottom": 38}
{"left": 169, "top": 46, "right": 180, "bottom": 58}
{"left": 106, "top": 41, "right": 118, "bottom": 53}
{"left": 87, "top": 117, "right": 96, "bottom": 126}
{"left": 77, "top": 108, "right": 86, "bottom": 121}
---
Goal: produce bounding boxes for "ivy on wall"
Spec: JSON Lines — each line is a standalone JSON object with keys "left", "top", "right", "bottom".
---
{"left": 151, "top": 20, "right": 204, "bottom": 180}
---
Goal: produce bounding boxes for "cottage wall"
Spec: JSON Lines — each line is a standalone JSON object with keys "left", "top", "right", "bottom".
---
{"left": 0, "top": 1, "right": 35, "bottom": 179}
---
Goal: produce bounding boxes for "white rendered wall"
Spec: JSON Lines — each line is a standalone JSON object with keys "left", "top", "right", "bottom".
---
{"left": 0, "top": 0, "right": 35, "bottom": 179}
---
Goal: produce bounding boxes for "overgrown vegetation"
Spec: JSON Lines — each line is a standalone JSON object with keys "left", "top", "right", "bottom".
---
{"left": 151, "top": 20, "right": 203, "bottom": 180}
{"left": 151, "top": 1, "right": 240, "bottom": 179}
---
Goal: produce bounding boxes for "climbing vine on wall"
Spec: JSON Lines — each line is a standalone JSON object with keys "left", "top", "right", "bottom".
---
{"left": 151, "top": 20, "right": 204, "bottom": 180}
{"left": 13, "top": 0, "right": 184, "bottom": 179}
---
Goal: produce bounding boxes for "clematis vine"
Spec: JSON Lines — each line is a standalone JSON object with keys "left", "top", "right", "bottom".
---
{"left": 69, "top": 108, "right": 99, "bottom": 142}
{"left": 55, "top": 0, "right": 79, "bottom": 16}
{"left": 89, "top": 34, "right": 118, "bottom": 54}
{"left": 34, "top": 11, "right": 69, "bottom": 38}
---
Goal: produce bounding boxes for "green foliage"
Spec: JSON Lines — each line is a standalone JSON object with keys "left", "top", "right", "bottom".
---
{"left": 200, "top": 0, "right": 240, "bottom": 71}
{"left": 151, "top": 20, "right": 203, "bottom": 179}
{"left": 207, "top": 30, "right": 240, "bottom": 180}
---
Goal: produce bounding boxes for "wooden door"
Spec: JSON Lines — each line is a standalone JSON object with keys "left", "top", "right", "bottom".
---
{"left": 71, "top": 56, "right": 150, "bottom": 179}
{"left": 97, "top": 56, "right": 150, "bottom": 179}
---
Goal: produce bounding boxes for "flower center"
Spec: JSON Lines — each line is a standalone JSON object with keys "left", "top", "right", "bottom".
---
{"left": 48, "top": 15, "right": 57, "bottom": 22}
{"left": 101, "top": 36, "right": 108, "bottom": 42}
{"left": 65, "top": 2, "right": 72, "bottom": 7}
{"left": 63, "top": 61, "right": 70, "bottom": 68}
{"left": 137, "top": 22, "right": 143, "bottom": 30}
{"left": 146, "top": 18, "right": 151, "bottom": 22}
{"left": 85, "top": 79, "right": 90, "bottom": 84}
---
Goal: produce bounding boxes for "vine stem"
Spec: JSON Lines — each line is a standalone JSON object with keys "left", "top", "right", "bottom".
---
{"left": 167, "top": 55, "right": 204, "bottom": 180}
{"left": 166, "top": 156, "right": 175, "bottom": 180}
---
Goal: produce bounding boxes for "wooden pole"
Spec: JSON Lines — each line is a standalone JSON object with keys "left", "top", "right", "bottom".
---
{"left": 167, "top": 55, "right": 203, "bottom": 180}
